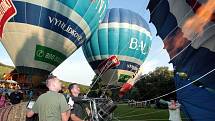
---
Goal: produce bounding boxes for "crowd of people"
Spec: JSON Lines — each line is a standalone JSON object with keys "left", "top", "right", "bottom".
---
{"left": 0, "top": 84, "right": 24, "bottom": 108}
{"left": 0, "top": 81, "right": 20, "bottom": 90}
{"left": 0, "top": 75, "right": 91, "bottom": 121}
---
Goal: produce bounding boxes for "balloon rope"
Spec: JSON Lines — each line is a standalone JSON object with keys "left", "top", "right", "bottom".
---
{"left": 97, "top": 68, "right": 118, "bottom": 98}
{"left": 86, "top": 60, "right": 115, "bottom": 96}
{"left": 147, "top": 0, "right": 165, "bottom": 16}
{"left": 100, "top": 65, "right": 119, "bottom": 98}
{"left": 169, "top": 43, "right": 191, "bottom": 61}
{"left": 86, "top": 62, "right": 113, "bottom": 95}
{"left": 140, "top": 68, "right": 215, "bottom": 102}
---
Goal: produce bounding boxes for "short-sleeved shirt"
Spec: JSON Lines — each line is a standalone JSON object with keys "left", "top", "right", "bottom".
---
{"left": 32, "top": 91, "right": 70, "bottom": 121}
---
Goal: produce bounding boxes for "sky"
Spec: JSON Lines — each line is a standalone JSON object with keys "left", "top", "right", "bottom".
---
{"left": 0, "top": 0, "right": 173, "bottom": 86}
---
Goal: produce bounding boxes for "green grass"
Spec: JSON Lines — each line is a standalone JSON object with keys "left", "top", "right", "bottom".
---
{"left": 112, "top": 104, "right": 186, "bottom": 121}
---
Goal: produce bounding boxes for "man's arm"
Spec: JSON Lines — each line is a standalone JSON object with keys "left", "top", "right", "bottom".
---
{"left": 59, "top": 94, "right": 71, "bottom": 121}
{"left": 70, "top": 113, "right": 83, "bottom": 121}
{"left": 26, "top": 109, "right": 34, "bottom": 118}
{"left": 61, "top": 110, "right": 70, "bottom": 121}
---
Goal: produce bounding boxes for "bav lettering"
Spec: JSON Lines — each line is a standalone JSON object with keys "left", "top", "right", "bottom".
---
{"left": 0, "top": 0, "right": 16, "bottom": 38}
{"left": 129, "top": 37, "right": 147, "bottom": 54}
{"left": 48, "top": 16, "right": 83, "bottom": 41}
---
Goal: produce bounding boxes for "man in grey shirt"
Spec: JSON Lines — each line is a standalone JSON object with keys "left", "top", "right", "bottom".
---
{"left": 26, "top": 75, "right": 70, "bottom": 121}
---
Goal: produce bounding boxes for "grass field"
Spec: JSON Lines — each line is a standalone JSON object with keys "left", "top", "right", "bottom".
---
{"left": 112, "top": 104, "right": 186, "bottom": 121}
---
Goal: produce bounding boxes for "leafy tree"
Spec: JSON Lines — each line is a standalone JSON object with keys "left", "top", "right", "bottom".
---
{"left": 87, "top": 74, "right": 103, "bottom": 97}
{"left": 129, "top": 87, "right": 141, "bottom": 100}
{"left": 131, "top": 67, "right": 176, "bottom": 101}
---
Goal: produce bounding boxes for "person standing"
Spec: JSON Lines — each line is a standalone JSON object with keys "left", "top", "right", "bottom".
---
{"left": 168, "top": 99, "right": 182, "bottom": 121}
{"left": 68, "top": 83, "right": 90, "bottom": 121}
{"left": 26, "top": 75, "right": 70, "bottom": 121}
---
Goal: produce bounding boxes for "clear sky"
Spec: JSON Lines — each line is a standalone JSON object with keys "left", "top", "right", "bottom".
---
{"left": 0, "top": 0, "right": 172, "bottom": 86}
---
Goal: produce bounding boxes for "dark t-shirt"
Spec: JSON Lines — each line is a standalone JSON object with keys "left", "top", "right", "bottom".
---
{"left": 70, "top": 96, "right": 88, "bottom": 120}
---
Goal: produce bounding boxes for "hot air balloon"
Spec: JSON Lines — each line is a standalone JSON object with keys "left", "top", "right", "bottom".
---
{"left": 0, "top": 0, "right": 109, "bottom": 86}
{"left": 82, "top": 8, "right": 152, "bottom": 87}
{"left": 147, "top": 0, "right": 215, "bottom": 120}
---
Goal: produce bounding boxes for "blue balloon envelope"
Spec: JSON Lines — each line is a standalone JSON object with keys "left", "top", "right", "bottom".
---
{"left": 147, "top": 0, "right": 215, "bottom": 120}
{"left": 83, "top": 8, "right": 152, "bottom": 86}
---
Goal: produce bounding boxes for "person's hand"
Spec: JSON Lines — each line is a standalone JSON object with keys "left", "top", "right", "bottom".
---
{"left": 83, "top": 95, "right": 87, "bottom": 98}
{"left": 86, "top": 108, "right": 91, "bottom": 116}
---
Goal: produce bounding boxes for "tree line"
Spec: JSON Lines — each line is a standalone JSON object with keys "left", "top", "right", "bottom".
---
{"left": 125, "top": 67, "right": 176, "bottom": 101}
{"left": 89, "top": 67, "right": 176, "bottom": 101}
